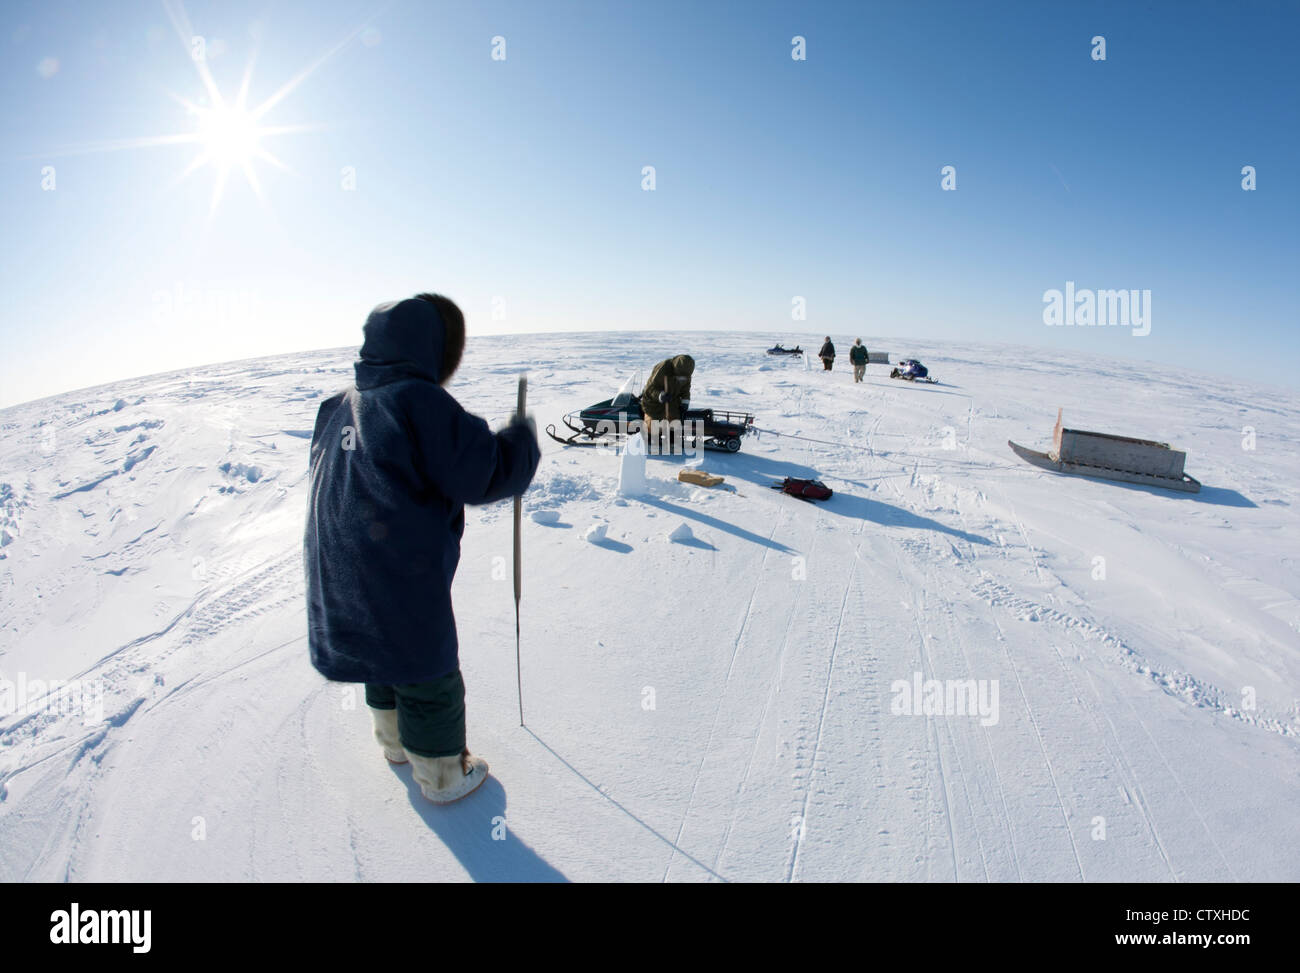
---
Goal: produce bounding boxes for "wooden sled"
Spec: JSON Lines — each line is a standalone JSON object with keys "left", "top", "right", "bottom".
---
{"left": 1008, "top": 409, "right": 1201, "bottom": 494}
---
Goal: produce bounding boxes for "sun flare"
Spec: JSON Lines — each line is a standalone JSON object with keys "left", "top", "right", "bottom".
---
{"left": 32, "top": 2, "right": 368, "bottom": 218}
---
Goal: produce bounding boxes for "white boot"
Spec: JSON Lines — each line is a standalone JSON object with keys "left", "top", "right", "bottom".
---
{"left": 408, "top": 748, "right": 490, "bottom": 805}
{"left": 370, "top": 707, "right": 408, "bottom": 764}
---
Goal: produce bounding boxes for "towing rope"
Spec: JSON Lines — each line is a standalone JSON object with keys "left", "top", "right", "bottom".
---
{"left": 750, "top": 427, "right": 876, "bottom": 451}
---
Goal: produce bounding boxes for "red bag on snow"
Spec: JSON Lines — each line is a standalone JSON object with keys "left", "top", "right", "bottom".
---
{"left": 773, "top": 477, "right": 833, "bottom": 501}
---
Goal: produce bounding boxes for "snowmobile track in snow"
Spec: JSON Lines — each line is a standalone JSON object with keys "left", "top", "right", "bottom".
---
{"left": 786, "top": 525, "right": 864, "bottom": 882}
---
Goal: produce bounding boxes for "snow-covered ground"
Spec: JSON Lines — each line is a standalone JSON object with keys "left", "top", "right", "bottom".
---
{"left": 1, "top": 332, "right": 1297, "bottom": 882}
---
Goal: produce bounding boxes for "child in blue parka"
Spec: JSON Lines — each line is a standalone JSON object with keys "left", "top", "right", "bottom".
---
{"left": 304, "top": 294, "right": 540, "bottom": 803}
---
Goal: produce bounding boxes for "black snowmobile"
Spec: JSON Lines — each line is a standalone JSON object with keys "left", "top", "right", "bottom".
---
{"left": 546, "top": 372, "right": 756, "bottom": 453}
{"left": 767, "top": 343, "right": 803, "bottom": 355}
{"left": 888, "top": 359, "right": 936, "bottom": 383}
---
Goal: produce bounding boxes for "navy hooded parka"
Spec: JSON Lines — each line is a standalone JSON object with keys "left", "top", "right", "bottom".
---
{"left": 304, "top": 298, "right": 540, "bottom": 684}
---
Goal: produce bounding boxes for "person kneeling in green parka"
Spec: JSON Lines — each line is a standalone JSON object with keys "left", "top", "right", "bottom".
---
{"left": 641, "top": 354, "right": 694, "bottom": 452}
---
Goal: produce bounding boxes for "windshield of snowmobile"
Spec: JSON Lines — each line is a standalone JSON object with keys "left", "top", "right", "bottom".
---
{"left": 610, "top": 370, "right": 642, "bottom": 408}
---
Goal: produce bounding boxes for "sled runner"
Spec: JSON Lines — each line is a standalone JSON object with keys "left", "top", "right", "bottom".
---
{"left": 1008, "top": 409, "right": 1201, "bottom": 493}
{"left": 546, "top": 373, "right": 755, "bottom": 453}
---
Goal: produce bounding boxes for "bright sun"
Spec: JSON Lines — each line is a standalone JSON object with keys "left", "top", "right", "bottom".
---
{"left": 196, "top": 104, "right": 262, "bottom": 166}
{"left": 176, "top": 88, "right": 292, "bottom": 212}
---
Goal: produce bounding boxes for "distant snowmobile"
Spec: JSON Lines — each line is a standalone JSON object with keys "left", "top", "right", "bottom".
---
{"left": 889, "top": 359, "right": 935, "bottom": 383}
{"left": 767, "top": 343, "right": 803, "bottom": 356}
{"left": 546, "top": 371, "right": 756, "bottom": 453}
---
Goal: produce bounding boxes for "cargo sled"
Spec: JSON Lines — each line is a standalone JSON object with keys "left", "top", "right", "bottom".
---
{"left": 767, "top": 343, "right": 803, "bottom": 356}
{"left": 546, "top": 372, "right": 756, "bottom": 453}
{"left": 1009, "top": 409, "right": 1201, "bottom": 493}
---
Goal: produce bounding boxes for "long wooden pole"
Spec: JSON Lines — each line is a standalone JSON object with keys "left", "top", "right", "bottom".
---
{"left": 513, "top": 374, "right": 526, "bottom": 726}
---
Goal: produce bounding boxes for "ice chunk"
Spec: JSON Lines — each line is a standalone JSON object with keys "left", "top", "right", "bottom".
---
{"left": 618, "top": 433, "right": 647, "bottom": 497}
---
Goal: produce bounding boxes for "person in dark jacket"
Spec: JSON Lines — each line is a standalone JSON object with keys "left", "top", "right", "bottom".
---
{"left": 849, "top": 338, "right": 869, "bottom": 382}
{"left": 819, "top": 337, "right": 836, "bottom": 371}
{"left": 640, "top": 354, "right": 694, "bottom": 453}
{"left": 304, "top": 294, "right": 540, "bottom": 804}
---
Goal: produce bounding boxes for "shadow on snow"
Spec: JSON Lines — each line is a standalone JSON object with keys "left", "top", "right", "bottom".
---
{"left": 390, "top": 764, "right": 569, "bottom": 883}
{"left": 526, "top": 729, "right": 729, "bottom": 882}
{"left": 707, "top": 450, "right": 993, "bottom": 547}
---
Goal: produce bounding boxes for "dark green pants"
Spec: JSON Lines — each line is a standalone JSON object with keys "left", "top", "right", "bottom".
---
{"left": 365, "top": 669, "right": 466, "bottom": 758}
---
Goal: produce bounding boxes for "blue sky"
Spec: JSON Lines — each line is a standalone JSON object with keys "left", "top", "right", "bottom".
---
{"left": 1, "top": 0, "right": 1297, "bottom": 406}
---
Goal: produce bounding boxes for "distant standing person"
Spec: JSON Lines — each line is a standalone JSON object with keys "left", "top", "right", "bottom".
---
{"left": 849, "top": 338, "right": 868, "bottom": 382}
{"left": 819, "top": 336, "right": 836, "bottom": 371}
{"left": 304, "top": 294, "right": 541, "bottom": 805}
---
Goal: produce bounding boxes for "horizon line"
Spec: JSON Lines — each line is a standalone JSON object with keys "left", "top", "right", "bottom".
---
{"left": 0, "top": 327, "right": 1288, "bottom": 412}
